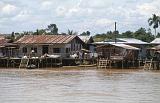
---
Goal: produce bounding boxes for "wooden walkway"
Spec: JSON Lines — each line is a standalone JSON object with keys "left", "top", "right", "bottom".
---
{"left": 0, "top": 57, "right": 62, "bottom": 68}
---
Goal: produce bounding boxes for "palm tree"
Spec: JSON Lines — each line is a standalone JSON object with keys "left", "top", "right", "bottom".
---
{"left": 148, "top": 14, "right": 160, "bottom": 36}
{"left": 68, "top": 29, "right": 77, "bottom": 35}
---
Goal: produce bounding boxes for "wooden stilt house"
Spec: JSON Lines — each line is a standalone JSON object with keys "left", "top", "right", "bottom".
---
{"left": 14, "top": 35, "right": 84, "bottom": 58}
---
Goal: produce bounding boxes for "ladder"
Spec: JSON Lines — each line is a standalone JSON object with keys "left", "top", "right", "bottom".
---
{"left": 143, "top": 59, "right": 153, "bottom": 70}
{"left": 97, "top": 59, "right": 110, "bottom": 69}
{"left": 19, "top": 58, "right": 29, "bottom": 69}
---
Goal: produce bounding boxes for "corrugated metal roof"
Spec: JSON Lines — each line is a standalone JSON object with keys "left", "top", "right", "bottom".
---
{"left": 0, "top": 38, "right": 9, "bottom": 46}
{"left": 92, "top": 41, "right": 109, "bottom": 45}
{"left": 111, "top": 43, "right": 140, "bottom": 50}
{"left": 14, "top": 35, "right": 78, "bottom": 44}
{"left": 117, "top": 38, "right": 148, "bottom": 44}
{"left": 105, "top": 38, "right": 148, "bottom": 44}
{"left": 150, "top": 45, "right": 160, "bottom": 50}
{"left": 78, "top": 36, "right": 93, "bottom": 43}
{"left": 151, "top": 38, "right": 160, "bottom": 44}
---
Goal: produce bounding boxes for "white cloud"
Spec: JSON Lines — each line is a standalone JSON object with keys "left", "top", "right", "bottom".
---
{"left": 95, "top": 18, "right": 114, "bottom": 26}
{"left": 137, "top": 0, "right": 160, "bottom": 16}
{"left": 80, "top": 0, "right": 113, "bottom": 9}
{"left": 56, "top": 6, "right": 67, "bottom": 16}
{"left": 0, "top": 0, "right": 159, "bottom": 34}
{"left": 0, "top": 3, "right": 20, "bottom": 18}
{"left": 2, "top": 4, "right": 17, "bottom": 14}
{"left": 12, "top": 10, "right": 31, "bottom": 22}
{"left": 41, "top": 1, "right": 53, "bottom": 10}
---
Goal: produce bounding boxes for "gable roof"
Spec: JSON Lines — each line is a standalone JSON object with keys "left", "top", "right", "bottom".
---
{"left": 0, "top": 36, "right": 10, "bottom": 47}
{"left": 14, "top": 35, "right": 83, "bottom": 44}
{"left": 78, "top": 35, "right": 94, "bottom": 43}
{"left": 96, "top": 43, "right": 140, "bottom": 50}
{"left": 111, "top": 43, "right": 140, "bottom": 50}
{"left": 151, "top": 38, "right": 160, "bottom": 44}
{"left": 105, "top": 38, "right": 148, "bottom": 44}
{"left": 150, "top": 45, "right": 160, "bottom": 50}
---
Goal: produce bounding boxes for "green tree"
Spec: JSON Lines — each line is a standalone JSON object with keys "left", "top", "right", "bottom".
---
{"left": 133, "top": 27, "right": 154, "bottom": 42}
{"left": 10, "top": 32, "right": 15, "bottom": 42}
{"left": 6, "top": 32, "right": 15, "bottom": 43}
{"left": 148, "top": 14, "right": 160, "bottom": 36}
{"left": 121, "top": 31, "right": 133, "bottom": 38}
{"left": 47, "top": 24, "right": 58, "bottom": 34}
{"left": 36, "top": 29, "right": 39, "bottom": 35}
{"left": 156, "top": 33, "right": 160, "bottom": 38}
{"left": 80, "top": 32, "right": 87, "bottom": 36}
{"left": 80, "top": 31, "right": 91, "bottom": 36}
{"left": 38, "top": 29, "right": 46, "bottom": 35}
{"left": 33, "top": 29, "right": 46, "bottom": 35}
{"left": 86, "top": 31, "right": 90, "bottom": 36}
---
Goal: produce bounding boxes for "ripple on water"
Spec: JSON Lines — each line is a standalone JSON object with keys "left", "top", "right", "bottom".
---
{"left": 0, "top": 69, "right": 160, "bottom": 103}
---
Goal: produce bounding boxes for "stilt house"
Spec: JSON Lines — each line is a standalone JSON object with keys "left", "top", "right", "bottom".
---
{"left": 14, "top": 35, "right": 84, "bottom": 58}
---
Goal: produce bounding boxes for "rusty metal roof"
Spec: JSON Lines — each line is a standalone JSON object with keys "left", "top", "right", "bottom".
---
{"left": 111, "top": 43, "right": 140, "bottom": 50}
{"left": 0, "top": 38, "right": 9, "bottom": 46}
{"left": 14, "top": 35, "right": 81, "bottom": 44}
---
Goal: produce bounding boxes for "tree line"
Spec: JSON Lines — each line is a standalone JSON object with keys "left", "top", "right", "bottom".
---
{"left": 7, "top": 14, "right": 160, "bottom": 43}
{"left": 93, "top": 28, "right": 155, "bottom": 42}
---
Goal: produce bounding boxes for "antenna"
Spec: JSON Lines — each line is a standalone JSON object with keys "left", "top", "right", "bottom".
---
{"left": 114, "top": 22, "right": 117, "bottom": 43}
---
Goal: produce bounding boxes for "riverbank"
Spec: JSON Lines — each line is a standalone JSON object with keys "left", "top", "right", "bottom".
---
{"left": 0, "top": 67, "right": 146, "bottom": 73}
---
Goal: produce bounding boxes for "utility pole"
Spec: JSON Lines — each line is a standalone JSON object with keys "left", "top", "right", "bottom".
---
{"left": 114, "top": 22, "right": 117, "bottom": 43}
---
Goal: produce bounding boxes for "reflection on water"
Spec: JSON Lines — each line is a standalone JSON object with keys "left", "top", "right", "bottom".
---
{"left": 0, "top": 69, "right": 160, "bottom": 103}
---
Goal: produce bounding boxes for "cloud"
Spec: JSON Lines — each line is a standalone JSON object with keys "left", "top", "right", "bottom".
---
{"left": 0, "top": 3, "right": 20, "bottom": 18}
{"left": 2, "top": 4, "right": 17, "bottom": 14}
{"left": 80, "top": 0, "right": 113, "bottom": 9}
{"left": 137, "top": 0, "right": 160, "bottom": 16}
{"left": 95, "top": 18, "right": 114, "bottom": 26}
{"left": 41, "top": 1, "right": 53, "bottom": 10}
{"left": 12, "top": 10, "right": 31, "bottom": 22}
{"left": 0, "top": 0, "right": 159, "bottom": 34}
{"left": 56, "top": 6, "right": 67, "bottom": 17}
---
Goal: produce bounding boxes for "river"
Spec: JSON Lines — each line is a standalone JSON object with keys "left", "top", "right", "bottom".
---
{"left": 0, "top": 68, "right": 160, "bottom": 103}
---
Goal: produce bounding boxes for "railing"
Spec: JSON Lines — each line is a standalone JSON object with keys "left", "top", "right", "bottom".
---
{"left": 110, "top": 55, "right": 124, "bottom": 61}
{"left": 50, "top": 53, "right": 70, "bottom": 58}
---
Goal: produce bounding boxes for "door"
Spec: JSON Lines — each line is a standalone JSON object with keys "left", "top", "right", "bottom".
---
{"left": 42, "top": 45, "right": 48, "bottom": 54}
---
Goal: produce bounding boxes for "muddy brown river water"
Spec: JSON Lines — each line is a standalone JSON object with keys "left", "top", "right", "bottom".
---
{"left": 0, "top": 68, "right": 160, "bottom": 103}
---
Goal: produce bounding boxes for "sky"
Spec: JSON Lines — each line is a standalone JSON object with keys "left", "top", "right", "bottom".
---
{"left": 0, "top": 0, "right": 160, "bottom": 35}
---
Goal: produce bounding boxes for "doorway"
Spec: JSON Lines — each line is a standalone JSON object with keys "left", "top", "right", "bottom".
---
{"left": 42, "top": 45, "right": 48, "bottom": 54}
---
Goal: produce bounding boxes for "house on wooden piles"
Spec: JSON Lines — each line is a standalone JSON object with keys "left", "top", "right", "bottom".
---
{"left": 149, "top": 38, "right": 160, "bottom": 59}
{"left": 96, "top": 43, "right": 140, "bottom": 60}
{"left": 78, "top": 35, "right": 97, "bottom": 59}
{"left": 14, "top": 35, "right": 84, "bottom": 58}
{"left": 95, "top": 43, "right": 140, "bottom": 68}
{"left": 0, "top": 36, "right": 18, "bottom": 57}
{"left": 97, "top": 38, "right": 148, "bottom": 59}
{"left": 78, "top": 35, "right": 94, "bottom": 52}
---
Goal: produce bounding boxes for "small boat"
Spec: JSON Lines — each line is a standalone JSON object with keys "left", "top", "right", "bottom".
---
{"left": 27, "top": 64, "right": 36, "bottom": 69}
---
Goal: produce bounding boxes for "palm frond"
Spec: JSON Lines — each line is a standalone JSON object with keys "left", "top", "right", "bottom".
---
{"left": 148, "top": 21, "right": 153, "bottom": 26}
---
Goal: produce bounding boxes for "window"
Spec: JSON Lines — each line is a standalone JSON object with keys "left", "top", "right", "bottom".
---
{"left": 80, "top": 45, "right": 81, "bottom": 50}
{"left": 53, "top": 48, "right": 60, "bottom": 53}
{"left": 71, "top": 44, "right": 73, "bottom": 51}
{"left": 76, "top": 45, "right": 79, "bottom": 50}
{"left": 73, "top": 44, "right": 75, "bottom": 51}
{"left": 31, "top": 47, "right": 37, "bottom": 53}
{"left": 66, "top": 48, "right": 70, "bottom": 53}
{"left": 22, "top": 47, "right": 27, "bottom": 53}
